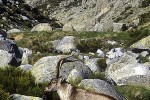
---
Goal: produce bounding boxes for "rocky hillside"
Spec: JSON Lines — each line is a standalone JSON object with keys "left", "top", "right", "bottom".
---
{"left": 33, "top": 0, "right": 150, "bottom": 31}
{"left": 0, "top": 0, "right": 59, "bottom": 31}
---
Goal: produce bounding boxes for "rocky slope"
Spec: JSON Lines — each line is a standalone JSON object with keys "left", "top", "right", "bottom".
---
{"left": 34, "top": 0, "right": 150, "bottom": 31}
{"left": 0, "top": 0, "right": 58, "bottom": 31}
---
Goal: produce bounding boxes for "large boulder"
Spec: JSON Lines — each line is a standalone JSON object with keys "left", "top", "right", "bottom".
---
{"left": 130, "top": 35, "right": 150, "bottom": 50}
{"left": 60, "top": 61, "right": 92, "bottom": 79}
{"left": 78, "top": 79, "right": 125, "bottom": 100}
{"left": 10, "top": 94, "right": 42, "bottom": 100}
{"left": 0, "top": 30, "right": 23, "bottom": 67}
{"left": 31, "top": 23, "right": 52, "bottom": 32}
{"left": 67, "top": 69, "right": 84, "bottom": 85}
{"left": 107, "top": 63, "right": 150, "bottom": 86}
{"left": 31, "top": 55, "right": 69, "bottom": 83}
{"left": 55, "top": 36, "right": 77, "bottom": 53}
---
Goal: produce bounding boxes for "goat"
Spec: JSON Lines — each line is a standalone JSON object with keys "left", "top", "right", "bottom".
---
{"left": 44, "top": 53, "right": 117, "bottom": 100}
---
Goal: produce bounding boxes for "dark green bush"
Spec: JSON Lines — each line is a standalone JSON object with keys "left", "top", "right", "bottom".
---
{"left": 89, "top": 72, "right": 105, "bottom": 80}
{"left": 141, "top": 0, "right": 150, "bottom": 7}
{"left": 129, "top": 28, "right": 150, "bottom": 43}
{"left": 97, "top": 58, "right": 107, "bottom": 71}
{"left": 0, "top": 67, "right": 46, "bottom": 97}
{"left": 0, "top": 85, "right": 9, "bottom": 100}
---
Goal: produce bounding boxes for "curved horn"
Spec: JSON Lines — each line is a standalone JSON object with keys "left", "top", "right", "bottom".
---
{"left": 56, "top": 53, "right": 75, "bottom": 79}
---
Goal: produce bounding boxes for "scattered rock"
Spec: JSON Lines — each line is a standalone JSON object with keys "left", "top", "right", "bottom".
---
{"left": 118, "top": 75, "right": 150, "bottom": 87}
{"left": 67, "top": 69, "right": 83, "bottom": 85}
{"left": 18, "top": 64, "right": 33, "bottom": 71}
{"left": 106, "top": 62, "right": 150, "bottom": 86}
{"left": 10, "top": 94, "right": 42, "bottom": 100}
{"left": 140, "top": 51, "right": 149, "bottom": 57}
{"left": 31, "top": 23, "right": 52, "bottom": 32}
{"left": 106, "top": 48, "right": 124, "bottom": 64}
{"left": 7, "top": 29, "right": 21, "bottom": 34}
{"left": 62, "top": 23, "right": 74, "bottom": 31}
{"left": 20, "top": 48, "right": 32, "bottom": 65}
{"left": 78, "top": 79, "right": 125, "bottom": 100}
{"left": 130, "top": 35, "right": 150, "bottom": 50}
{"left": 60, "top": 61, "right": 92, "bottom": 79}
{"left": 113, "top": 23, "right": 124, "bottom": 32}
{"left": 85, "top": 58, "right": 101, "bottom": 73}
{"left": 55, "top": 36, "right": 77, "bottom": 53}
{"left": 0, "top": 39, "right": 23, "bottom": 67}
{"left": 0, "top": 50, "right": 12, "bottom": 67}
{"left": 107, "top": 40, "right": 118, "bottom": 45}
{"left": 96, "top": 49, "right": 105, "bottom": 57}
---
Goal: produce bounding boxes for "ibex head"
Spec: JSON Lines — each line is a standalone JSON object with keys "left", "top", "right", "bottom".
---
{"left": 44, "top": 77, "right": 66, "bottom": 93}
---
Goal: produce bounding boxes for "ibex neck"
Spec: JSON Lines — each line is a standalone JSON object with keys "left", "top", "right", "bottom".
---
{"left": 57, "top": 84, "right": 73, "bottom": 100}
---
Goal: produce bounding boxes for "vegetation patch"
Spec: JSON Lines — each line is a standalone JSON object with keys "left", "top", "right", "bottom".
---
{"left": 89, "top": 72, "right": 106, "bottom": 80}
{"left": 115, "top": 85, "right": 150, "bottom": 100}
{"left": 0, "top": 67, "right": 47, "bottom": 98}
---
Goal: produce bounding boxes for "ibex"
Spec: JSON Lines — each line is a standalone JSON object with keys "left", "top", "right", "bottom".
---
{"left": 44, "top": 53, "right": 117, "bottom": 100}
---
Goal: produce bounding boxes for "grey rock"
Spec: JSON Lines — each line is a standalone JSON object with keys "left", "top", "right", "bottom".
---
{"left": 67, "top": 69, "right": 83, "bottom": 85}
{"left": 21, "top": 48, "right": 32, "bottom": 65}
{"left": 118, "top": 75, "right": 150, "bottom": 87}
{"left": 62, "top": 23, "right": 74, "bottom": 31}
{"left": 0, "top": 39, "right": 23, "bottom": 67}
{"left": 96, "top": 49, "right": 105, "bottom": 57}
{"left": 10, "top": 94, "right": 42, "bottom": 100}
{"left": 140, "top": 51, "right": 149, "bottom": 57}
{"left": 85, "top": 58, "right": 101, "bottom": 72}
{"left": 113, "top": 23, "right": 124, "bottom": 32}
{"left": 130, "top": 35, "right": 150, "bottom": 50}
{"left": 56, "top": 36, "right": 77, "bottom": 53}
{"left": 107, "top": 40, "right": 118, "bottom": 45}
{"left": 78, "top": 79, "right": 125, "bottom": 100}
{"left": 31, "top": 55, "right": 70, "bottom": 83}
{"left": 83, "top": 55, "right": 90, "bottom": 60}
{"left": 19, "top": 48, "right": 32, "bottom": 65}
{"left": 0, "top": 50, "right": 12, "bottom": 67}
{"left": 51, "top": 40, "right": 61, "bottom": 49}
{"left": 18, "top": 64, "right": 33, "bottom": 71}
{"left": 49, "top": 0, "right": 145, "bottom": 32}
{"left": 31, "top": 23, "right": 52, "bottom": 32}
{"left": 7, "top": 29, "right": 21, "bottom": 34}
{"left": 60, "top": 61, "right": 92, "bottom": 79}
{"left": 106, "top": 63, "right": 150, "bottom": 85}
{"left": 24, "top": 0, "right": 48, "bottom": 7}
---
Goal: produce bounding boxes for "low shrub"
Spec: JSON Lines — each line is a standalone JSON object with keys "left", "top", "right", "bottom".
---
{"left": 0, "top": 85, "right": 9, "bottom": 100}
{"left": 0, "top": 67, "right": 47, "bottom": 97}
{"left": 89, "top": 72, "right": 105, "bottom": 80}
{"left": 115, "top": 85, "right": 150, "bottom": 100}
{"left": 97, "top": 58, "right": 107, "bottom": 71}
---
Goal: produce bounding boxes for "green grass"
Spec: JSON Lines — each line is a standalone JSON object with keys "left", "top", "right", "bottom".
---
{"left": 11, "top": 28, "right": 150, "bottom": 54}
{"left": 0, "top": 67, "right": 47, "bottom": 98}
{"left": 115, "top": 85, "right": 150, "bottom": 100}
{"left": 9, "top": 28, "right": 150, "bottom": 65}
{"left": 89, "top": 72, "right": 106, "bottom": 80}
{"left": 0, "top": 85, "right": 9, "bottom": 100}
